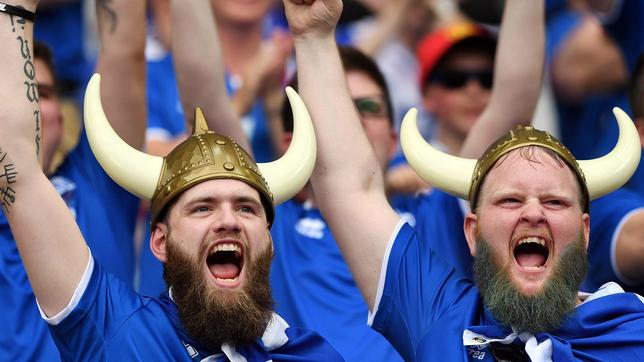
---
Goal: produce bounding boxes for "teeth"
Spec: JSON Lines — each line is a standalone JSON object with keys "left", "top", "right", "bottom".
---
{"left": 518, "top": 237, "right": 545, "bottom": 246}
{"left": 215, "top": 276, "right": 238, "bottom": 283}
{"left": 211, "top": 243, "right": 241, "bottom": 255}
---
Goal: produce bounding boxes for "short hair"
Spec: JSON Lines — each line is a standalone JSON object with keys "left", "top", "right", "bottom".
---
{"left": 629, "top": 53, "right": 644, "bottom": 119}
{"left": 33, "top": 40, "right": 58, "bottom": 87}
{"left": 282, "top": 46, "right": 394, "bottom": 132}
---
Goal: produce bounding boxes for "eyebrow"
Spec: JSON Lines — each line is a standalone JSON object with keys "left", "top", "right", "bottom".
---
{"left": 184, "top": 195, "right": 262, "bottom": 208}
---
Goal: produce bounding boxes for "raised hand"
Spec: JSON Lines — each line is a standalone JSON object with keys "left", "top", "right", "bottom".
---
{"left": 282, "top": 0, "right": 343, "bottom": 39}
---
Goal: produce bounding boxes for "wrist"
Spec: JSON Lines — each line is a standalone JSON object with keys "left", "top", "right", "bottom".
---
{"left": 0, "top": 2, "right": 36, "bottom": 21}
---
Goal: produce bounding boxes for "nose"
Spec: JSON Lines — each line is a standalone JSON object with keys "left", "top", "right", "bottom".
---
{"left": 464, "top": 78, "right": 485, "bottom": 94}
{"left": 213, "top": 205, "right": 242, "bottom": 234}
{"left": 520, "top": 200, "right": 546, "bottom": 226}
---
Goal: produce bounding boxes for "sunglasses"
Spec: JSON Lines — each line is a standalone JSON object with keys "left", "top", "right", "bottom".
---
{"left": 430, "top": 69, "right": 494, "bottom": 90}
{"left": 353, "top": 96, "right": 388, "bottom": 118}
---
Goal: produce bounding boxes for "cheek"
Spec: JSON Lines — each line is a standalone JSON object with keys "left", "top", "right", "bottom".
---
{"left": 432, "top": 92, "right": 467, "bottom": 118}
{"left": 549, "top": 216, "right": 585, "bottom": 252}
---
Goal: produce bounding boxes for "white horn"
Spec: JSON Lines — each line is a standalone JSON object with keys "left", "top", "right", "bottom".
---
{"left": 84, "top": 73, "right": 163, "bottom": 199}
{"left": 258, "top": 87, "right": 316, "bottom": 205}
{"left": 578, "top": 107, "right": 641, "bottom": 199}
{"left": 400, "top": 108, "right": 477, "bottom": 199}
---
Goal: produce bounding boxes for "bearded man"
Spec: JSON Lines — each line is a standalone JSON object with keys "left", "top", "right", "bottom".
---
{"left": 284, "top": 0, "right": 644, "bottom": 360}
{"left": 0, "top": 2, "right": 341, "bottom": 357}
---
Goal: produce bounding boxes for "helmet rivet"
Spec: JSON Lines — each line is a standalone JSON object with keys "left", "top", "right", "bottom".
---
{"left": 216, "top": 139, "right": 226, "bottom": 145}
{"left": 528, "top": 136, "right": 538, "bottom": 141}
{"left": 223, "top": 162, "right": 235, "bottom": 171}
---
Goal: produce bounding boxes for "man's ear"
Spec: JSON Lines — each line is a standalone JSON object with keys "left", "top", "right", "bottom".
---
{"left": 464, "top": 213, "right": 478, "bottom": 257}
{"left": 582, "top": 213, "right": 590, "bottom": 250}
{"left": 150, "top": 222, "right": 169, "bottom": 263}
{"left": 388, "top": 129, "right": 398, "bottom": 160}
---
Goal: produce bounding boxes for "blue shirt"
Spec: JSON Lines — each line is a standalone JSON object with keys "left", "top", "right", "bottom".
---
{"left": 546, "top": 0, "right": 644, "bottom": 196}
{"left": 0, "top": 131, "right": 139, "bottom": 361}
{"left": 270, "top": 200, "right": 402, "bottom": 362}
{"left": 584, "top": 188, "right": 644, "bottom": 293}
{"left": 48, "top": 258, "right": 343, "bottom": 361}
{"left": 371, "top": 221, "right": 644, "bottom": 361}
{"left": 145, "top": 51, "right": 276, "bottom": 162}
{"left": 34, "top": 1, "right": 94, "bottom": 101}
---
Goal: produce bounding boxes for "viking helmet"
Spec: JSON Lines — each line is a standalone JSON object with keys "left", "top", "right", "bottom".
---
{"left": 83, "top": 74, "right": 317, "bottom": 225}
{"left": 400, "top": 107, "right": 641, "bottom": 212}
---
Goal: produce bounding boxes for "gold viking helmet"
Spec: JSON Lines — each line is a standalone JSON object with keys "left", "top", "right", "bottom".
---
{"left": 400, "top": 107, "right": 641, "bottom": 212}
{"left": 83, "top": 73, "right": 317, "bottom": 225}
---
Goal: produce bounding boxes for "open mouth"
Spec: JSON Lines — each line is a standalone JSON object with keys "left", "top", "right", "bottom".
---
{"left": 207, "top": 243, "right": 244, "bottom": 282}
{"left": 513, "top": 237, "right": 549, "bottom": 270}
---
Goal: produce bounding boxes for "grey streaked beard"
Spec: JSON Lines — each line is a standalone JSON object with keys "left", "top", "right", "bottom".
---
{"left": 473, "top": 236, "right": 587, "bottom": 333}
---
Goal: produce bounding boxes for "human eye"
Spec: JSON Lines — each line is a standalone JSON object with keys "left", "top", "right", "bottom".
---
{"left": 498, "top": 197, "right": 521, "bottom": 207}
{"left": 191, "top": 205, "right": 211, "bottom": 214}
{"left": 238, "top": 204, "right": 256, "bottom": 215}
{"left": 544, "top": 199, "right": 567, "bottom": 208}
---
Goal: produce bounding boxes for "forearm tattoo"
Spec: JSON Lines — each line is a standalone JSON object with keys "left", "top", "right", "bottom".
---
{"left": 0, "top": 149, "right": 17, "bottom": 213}
{"left": 97, "top": 0, "right": 118, "bottom": 34}
{"left": 9, "top": 13, "right": 40, "bottom": 155}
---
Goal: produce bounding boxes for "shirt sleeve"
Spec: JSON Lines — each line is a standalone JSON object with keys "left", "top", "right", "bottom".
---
{"left": 369, "top": 221, "right": 471, "bottom": 360}
{"left": 586, "top": 189, "right": 644, "bottom": 290}
{"left": 43, "top": 256, "right": 145, "bottom": 361}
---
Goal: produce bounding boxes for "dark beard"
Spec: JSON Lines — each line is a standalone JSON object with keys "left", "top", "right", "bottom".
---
{"left": 163, "top": 238, "right": 274, "bottom": 350}
{"left": 473, "top": 236, "right": 587, "bottom": 333}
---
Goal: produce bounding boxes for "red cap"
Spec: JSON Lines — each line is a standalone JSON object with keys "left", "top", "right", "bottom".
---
{"left": 417, "top": 22, "right": 494, "bottom": 88}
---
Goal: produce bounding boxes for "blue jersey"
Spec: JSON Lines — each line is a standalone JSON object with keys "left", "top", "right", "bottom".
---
{"left": 584, "top": 188, "right": 644, "bottom": 293}
{"left": 47, "top": 257, "right": 343, "bottom": 361}
{"left": 546, "top": 0, "right": 644, "bottom": 194}
{"left": 270, "top": 200, "right": 402, "bottom": 361}
{"left": 0, "top": 131, "right": 139, "bottom": 361}
{"left": 411, "top": 189, "right": 473, "bottom": 279}
{"left": 147, "top": 53, "right": 186, "bottom": 141}
{"left": 371, "top": 221, "right": 644, "bottom": 361}
{"left": 34, "top": 1, "right": 94, "bottom": 102}
{"left": 145, "top": 51, "right": 276, "bottom": 162}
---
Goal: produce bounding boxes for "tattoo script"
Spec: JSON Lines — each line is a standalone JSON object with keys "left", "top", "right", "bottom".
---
{"left": 97, "top": 0, "right": 118, "bottom": 34}
{"left": 0, "top": 148, "right": 17, "bottom": 212}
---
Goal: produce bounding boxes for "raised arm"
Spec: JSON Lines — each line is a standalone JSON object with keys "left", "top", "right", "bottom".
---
{"left": 460, "top": 0, "right": 544, "bottom": 158}
{"left": 285, "top": 0, "right": 400, "bottom": 309}
{"left": 95, "top": 0, "right": 147, "bottom": 150}
{"left": 170, "top": 0, "right": 250, "bottom": 151}
{"left": 0, "top": 0, "right": 88, "bottom": 316}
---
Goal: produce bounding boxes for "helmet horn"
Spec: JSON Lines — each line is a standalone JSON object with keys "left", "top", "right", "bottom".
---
{"left": 400, "top": 108, "right": 477, "bottom": 199}
{"left": 84, "top": 74, "right": 163, "bottom": 199}
{"left": 578, "top": 107, "right": 641, "bottom": 199}
{"left": 258, "top": 87, "right": 317, "bottom": 204}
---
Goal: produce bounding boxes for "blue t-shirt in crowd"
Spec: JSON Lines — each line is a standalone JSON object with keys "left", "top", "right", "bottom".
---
{"left": 584, "top": 188, "right": 644, "bottom": 293}
{"left": 270, "top": 199, "right": 403, "bottom": 362}
{"left": 34, "top": 0, "right": 94, "bottom": 101}
{"left": 145, "top": 51, "right": 276, "bottom": 162}
{"left": 48, "top": 258, "right": 343, "bottom": 361}
{"left": 371, "top": 221, "right": 644, "bottom": 361}
{"left": 0, "top": 131, "right": 139, "bottom": 361}
{"left": 546, "top": 0, "right": 644, "bottom": 196}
